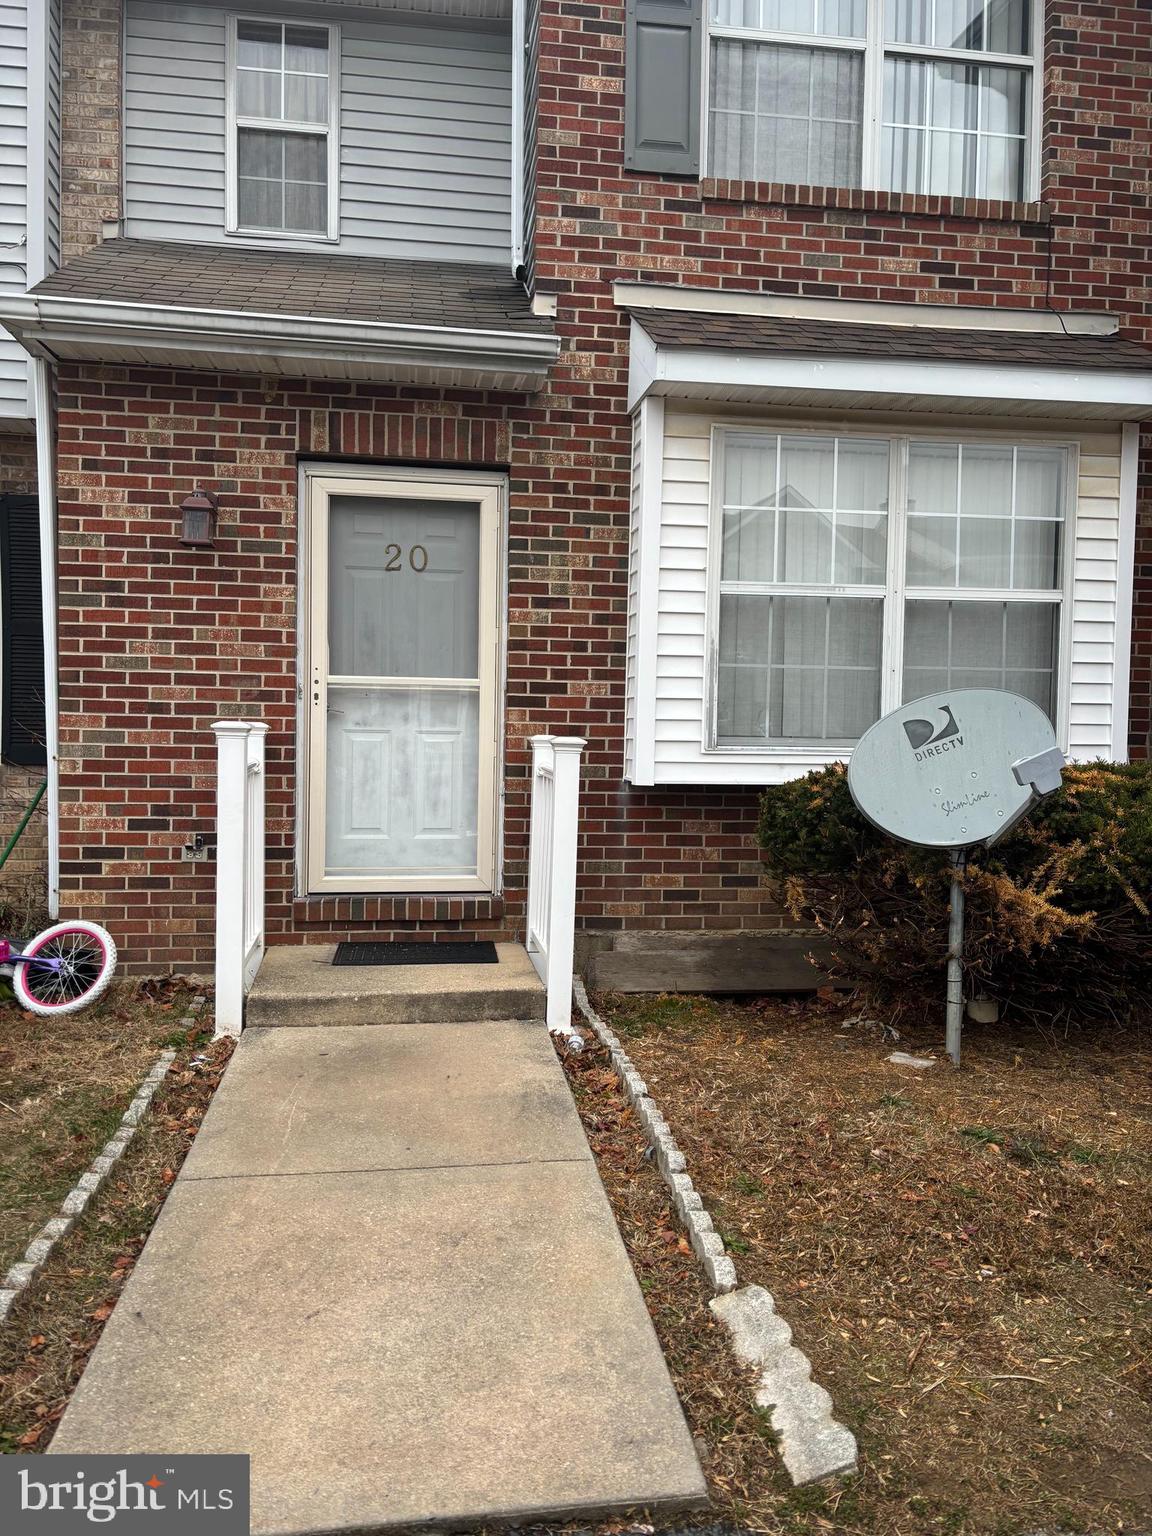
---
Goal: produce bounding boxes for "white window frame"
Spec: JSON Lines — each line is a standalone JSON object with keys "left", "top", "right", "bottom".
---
{"left": 703, "top": 0, "right": 1044, "bottom": 202}
{"left": 703, "top": 421, "right": 1077, "bottom": 758}
{"left": 225, "top": 13, "right": 341, "bottom": 243}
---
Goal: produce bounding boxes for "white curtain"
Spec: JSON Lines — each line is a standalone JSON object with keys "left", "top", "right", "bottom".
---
{"left": 710, "top": 40, "right": 864, "bottom": 185}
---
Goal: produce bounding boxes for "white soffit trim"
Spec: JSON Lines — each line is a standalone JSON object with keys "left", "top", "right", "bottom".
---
{"left": 614, "top": 281, "right": 1119, "bottom": 336}
{"left": 0, "top": 294, "right": 559, "bottom": 390}
{"left": 626, "top": 320, "right": 1152, "bottom": 420}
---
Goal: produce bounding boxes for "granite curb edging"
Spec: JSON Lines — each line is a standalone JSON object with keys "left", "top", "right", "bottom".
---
{"left": 0, "top": 995, "right": 208, "bottom": 1326}
{"left": 571, "top": 980, "right": 858, "bottom": 1488}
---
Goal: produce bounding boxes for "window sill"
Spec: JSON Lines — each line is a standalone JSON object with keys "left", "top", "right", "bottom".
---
{"left": 699, "top": 179, "right": 1052, "bottom": 226}
{"left": 226, "top": 227, "right": 340, "bottom": 246}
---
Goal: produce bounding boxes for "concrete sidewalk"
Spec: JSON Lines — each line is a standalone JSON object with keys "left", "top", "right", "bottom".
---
{"left": 50, "top": 1020, "right": 707, "bottom": 1535}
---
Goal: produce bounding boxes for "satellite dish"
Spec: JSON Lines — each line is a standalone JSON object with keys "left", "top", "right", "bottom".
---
{"left": 848, "top": 689, "right": 1064, "bottom": 851}
{"left": 847, "top": 690, "right": 1066, "bottom": 1065}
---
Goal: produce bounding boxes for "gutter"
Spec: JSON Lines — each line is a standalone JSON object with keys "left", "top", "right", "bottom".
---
{"left": 31, "top": 356, "right": 59, "bottom": 918}
{"left": 0, "top": 294, "right": 560, "bottom": 378}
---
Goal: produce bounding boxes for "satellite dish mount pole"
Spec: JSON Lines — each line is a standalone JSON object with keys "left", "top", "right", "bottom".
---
{"left": 945, "top": 849, "right": 968, "bottom": 1066}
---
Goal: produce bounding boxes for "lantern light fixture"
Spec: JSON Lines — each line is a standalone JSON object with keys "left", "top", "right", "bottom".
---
{"left": 179, "top": 487, "right": 218, "bottom": 548}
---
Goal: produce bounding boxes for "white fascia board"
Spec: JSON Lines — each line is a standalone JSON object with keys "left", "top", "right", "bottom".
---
{"left": 614, "top": 281, "right": 1120, "bottom": 336}
{"left": 627, "top": 337, "right": 1152, "bottom": 418}
{"left": 0, "top": 294, "right": 560, "bottom": 378}
{"left": 627, "top": 320, "right": 660, "bottom": 412}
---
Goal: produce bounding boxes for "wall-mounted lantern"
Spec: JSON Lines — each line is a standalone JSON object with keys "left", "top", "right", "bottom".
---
{"left": 179, "top": 488, "right": 218, "bottom": 548}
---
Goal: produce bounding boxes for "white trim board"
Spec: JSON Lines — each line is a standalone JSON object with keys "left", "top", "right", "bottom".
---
{"left": 613, "top": 283, "right": 1119, "bottom": 336}
{"left": 627, "top": 320, "right": 1152, "bottom": 420}
{"left": 1112, "top": 421, "right": 1140, "bottom": 762}
{"left": 0, "top": 294, "right": 559, "bottom": 391}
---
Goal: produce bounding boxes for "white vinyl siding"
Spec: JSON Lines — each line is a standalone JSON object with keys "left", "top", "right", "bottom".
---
{"left": 124, "top": 1, "right": 513, "bottom": 265}
{"left": 625, "top": 407, "right": 1131, "bottom": 785}
{"left": 0, "top": 0, "right": 29, "bottom": 419}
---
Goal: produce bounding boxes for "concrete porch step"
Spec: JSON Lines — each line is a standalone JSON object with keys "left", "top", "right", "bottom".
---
{"left": 247, "top": 941, "right": 545, "bottom": 1026}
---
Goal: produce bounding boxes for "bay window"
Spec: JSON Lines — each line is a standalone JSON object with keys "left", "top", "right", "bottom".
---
{"left": 712, "top": 429, "right": 1069, "bottom": 749}
{"left": 707, "top": 0, "right": 1038, "bottom": 199}
{"left": 228, "top": 17, "right": 338, "bottom": 239}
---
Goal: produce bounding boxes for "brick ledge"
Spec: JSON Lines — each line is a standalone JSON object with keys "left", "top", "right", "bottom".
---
{"left": 291, "top": 894, "right": 507, "bottom": 926}
{"left": 700, "top": 178, "right": 1052, "bottom": 225}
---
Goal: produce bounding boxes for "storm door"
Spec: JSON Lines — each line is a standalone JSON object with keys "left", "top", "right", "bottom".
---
{"left": 304, "top": 470, "right": 502, "bottom": 893}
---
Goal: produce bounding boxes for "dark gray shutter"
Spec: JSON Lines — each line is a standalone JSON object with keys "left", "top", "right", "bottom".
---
{"left": 0, "top": 495, "right": 47, "bottom": 768}
{"left": 624, "top": 0, "right": 703, "bottom": 176}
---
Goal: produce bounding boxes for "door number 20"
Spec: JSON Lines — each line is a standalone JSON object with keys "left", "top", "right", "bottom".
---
{"left": 384, "top": 543, "right": 428, "bottom": 572}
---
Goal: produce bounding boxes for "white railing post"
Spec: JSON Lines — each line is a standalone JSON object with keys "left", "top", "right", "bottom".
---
{"left": 526, "top": 734, "right": 585, "bottom": 1045}
{"left": 212, "top": 721, "right": 268, "bottom": 1038}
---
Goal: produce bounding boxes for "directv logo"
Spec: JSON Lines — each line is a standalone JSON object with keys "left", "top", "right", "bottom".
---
{"left": 903, "top": 704, "right": 964, "bottom": 761}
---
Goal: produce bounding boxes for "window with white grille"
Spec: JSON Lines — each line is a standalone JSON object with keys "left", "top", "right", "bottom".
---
{"left": 707, "top": 0, "right": 1038, "bottom": 200}
{"left": 712, "top": 428, "right": 1069, "bottom": 748}
{"left": 228, "top": 16, "right": 338, "bottom": 239}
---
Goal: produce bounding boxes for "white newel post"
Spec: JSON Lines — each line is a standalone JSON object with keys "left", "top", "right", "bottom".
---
{"left": 527, "top": 734, "right": 585, "bottom": 1043}
{"left": 212, "top": 721, "right": 268, "bottom": 1038}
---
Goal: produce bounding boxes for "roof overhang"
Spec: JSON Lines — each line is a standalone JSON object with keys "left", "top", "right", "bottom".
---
{"left": 627, "top": 318, "right": 1152, "bottom": 421}
{"left": 0, "top": 294, "right": 560, "bottom": 393}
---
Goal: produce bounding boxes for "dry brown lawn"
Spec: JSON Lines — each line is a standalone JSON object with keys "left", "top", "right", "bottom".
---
{"left": 0, "top": 984, "right": 232, "bottom": 1452}
{"left": 0, "top": 980, "right": 204, "bottom": 1276}
{"left": 565, "top": 993, "right": 1152, "bottom": 1536}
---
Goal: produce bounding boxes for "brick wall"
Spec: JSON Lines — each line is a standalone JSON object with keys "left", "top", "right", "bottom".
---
{"left": 61, "top": 0, "right": 122, "bottom": 259}
{"left": 0, "top": 433, "right": 37, "bottom": 496}
{"left": 52, "top": 369, "right": 779, "bottom": 970}
{"left": 50, "top": 1, "right": 1152, "bottom": 970}
{"left": 528, "top": 0, "right": 1152, "bottom": 761}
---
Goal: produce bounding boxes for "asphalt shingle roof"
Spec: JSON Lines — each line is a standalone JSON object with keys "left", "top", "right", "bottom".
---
{"left": 33, "top": 238, "right": 552, "bottom": 336}
{"left": 629, "top": 308, "right": 1152, "bottom": 371}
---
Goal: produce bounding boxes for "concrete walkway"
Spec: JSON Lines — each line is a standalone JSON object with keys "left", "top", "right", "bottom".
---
{"left": 50, "top": 1017, "right": 706, "bottom": 1534}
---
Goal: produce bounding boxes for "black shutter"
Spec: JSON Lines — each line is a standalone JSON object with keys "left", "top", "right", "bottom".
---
{"left": 624, "top": 0, "right": 703, "bottom": 176}
{"left": 0, "top": 494, "right": 47, "bottom": 768}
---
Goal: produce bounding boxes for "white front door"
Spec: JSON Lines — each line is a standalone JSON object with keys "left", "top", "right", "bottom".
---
{"left": 303, "top": 467, "right": 502, "bottom": 894}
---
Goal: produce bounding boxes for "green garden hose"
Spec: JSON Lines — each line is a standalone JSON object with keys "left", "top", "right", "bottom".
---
{"left": 0, "top": 780, "right": 46, "bottom": 873}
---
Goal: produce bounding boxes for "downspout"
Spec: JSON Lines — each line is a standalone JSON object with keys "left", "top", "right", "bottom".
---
{"left": 31, "top": 357, "right": 60, "bottom": 918}
{"left": 510, "top": 0, "right": 526, "bottom": 280}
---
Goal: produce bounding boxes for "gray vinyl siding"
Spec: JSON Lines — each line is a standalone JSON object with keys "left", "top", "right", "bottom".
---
{"left": 124, "top": 1, "right": 513, "bottom": 265}
{"left": 0, "top": 1, "right": 29, "bottom": 419}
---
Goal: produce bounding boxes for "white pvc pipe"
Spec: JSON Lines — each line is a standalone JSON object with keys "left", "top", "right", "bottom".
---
{"left": 31, "top": 356, "right": 59, "bottom": 918}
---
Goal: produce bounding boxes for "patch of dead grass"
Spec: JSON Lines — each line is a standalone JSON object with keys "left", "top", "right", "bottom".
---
{"left": 567, "top": 994, "right": 1152, "bottom": 1536}
{"left": 0, "top": 1021, "right": 233, "bottom": 1452}
{"left": 0, "top": 979, "right": 204, "bottom": 1276}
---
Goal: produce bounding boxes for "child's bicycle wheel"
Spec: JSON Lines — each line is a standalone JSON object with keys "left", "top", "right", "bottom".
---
{"left": 14, "top": 920, "right": 118, "bottom": 1017}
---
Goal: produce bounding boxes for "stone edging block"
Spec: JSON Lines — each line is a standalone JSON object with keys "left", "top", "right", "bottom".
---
{"left": 570, "top": 979, "right": 858, "bottom": 1488}
{"left": 0, "top": 995, "right": 207, "bottom": 1327}
{"left": 711, "top": 1286, "right": 859, "bottom": 1486}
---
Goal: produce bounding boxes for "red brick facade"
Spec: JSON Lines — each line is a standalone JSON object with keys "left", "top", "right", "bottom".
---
{"left": 51, "top": 1, "right": 1152, "bottom": 970}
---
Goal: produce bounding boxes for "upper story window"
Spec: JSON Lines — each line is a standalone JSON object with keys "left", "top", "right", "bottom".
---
{"left": 712, "top": 428, "right": 1069, "bottom": 749}
{"left": 227, "top": 16, "right": 339, "bottom": 240}
{"left": 707, "top": 0, "right": 1038, "bottom": 200}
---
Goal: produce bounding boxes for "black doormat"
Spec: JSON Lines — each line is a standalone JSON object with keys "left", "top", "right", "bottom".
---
{"left": 332, "top": 940, "right": 500, "bottom": 967}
